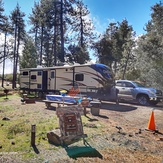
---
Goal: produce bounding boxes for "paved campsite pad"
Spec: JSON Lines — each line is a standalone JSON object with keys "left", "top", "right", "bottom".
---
{"left": 0, "top": 96, "right": 163, "bottom": 163}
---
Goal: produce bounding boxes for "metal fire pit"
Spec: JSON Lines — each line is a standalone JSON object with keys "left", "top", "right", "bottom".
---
{"left": 3, "top": 89, "right": 9, "bottom": 99}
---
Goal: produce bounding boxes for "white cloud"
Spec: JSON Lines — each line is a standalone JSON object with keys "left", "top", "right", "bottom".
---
{"left": 0, "top": 59, "right": 13, "bottom": 74}
{"left": 91, "top": 16, "right": 116, "bottom": 36}
{"left": 0, "top": 33, "right": 23, "bottom": 74}
{"left": 107, "top": 18, "right": 116, "bottom": 24}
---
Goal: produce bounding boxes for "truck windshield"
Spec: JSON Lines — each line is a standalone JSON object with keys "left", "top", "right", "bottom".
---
{"left": 133, "top": 82, "right": 145, "bottom": 87}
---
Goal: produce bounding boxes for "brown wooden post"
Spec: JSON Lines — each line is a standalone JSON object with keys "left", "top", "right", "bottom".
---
{"left": 83, "top": 107, "right": 86, "bottom": 116}
{"left": 81, "top": 99, "right": 89, "bottom": 116}
{"left": 31, "top": 124, "right": 36, "bottom": 146}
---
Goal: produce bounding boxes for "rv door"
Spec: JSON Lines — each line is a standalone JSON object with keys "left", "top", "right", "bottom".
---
{"left": 48, "top": 70, "right": 56, "bottom": 90}
{"left": 42, "top": 71, "right": 48, "bottom": 91}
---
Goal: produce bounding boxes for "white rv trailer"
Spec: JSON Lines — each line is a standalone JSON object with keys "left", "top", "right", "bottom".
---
{"left": 19, "top": 63, "right": 115, "bottom": 98}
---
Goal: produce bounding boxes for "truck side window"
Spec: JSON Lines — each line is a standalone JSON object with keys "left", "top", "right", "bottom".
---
{"left": 122, "top": 83, "right": 126, "bottom": 87}
{"left": 116, "top": 82, "right": 122, "bottom": 87}
{"left": 125, "top": 82, "right": 134, "bottom": 87}
{"left": 75, "top": 74, "right": 84, "bottom": 81}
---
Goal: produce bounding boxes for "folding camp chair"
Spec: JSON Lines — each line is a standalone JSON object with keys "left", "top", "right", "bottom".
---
{"left": 68, "top": 87, "right": 80, "bottom": 97}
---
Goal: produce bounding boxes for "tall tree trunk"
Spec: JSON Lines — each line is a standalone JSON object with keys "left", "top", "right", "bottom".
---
{"left": 60, "top": 0, "right": 64, "bottom": 62}
{"left": 114, "top": 61, "right": 117, "bottom": 76}
{"left": 80, "top": 8, "right": 84, "bottom": 48}
{"left": 15, "top": 26, "right": 21, "bottom": 88}
{"left": 122, "top": 52, "right": 130, "bottom": 79}
{"left": 53, "top": 26, "right": 57, "bottom": 66}
{"left": 53, "top": 2, "right": 57, "bottom": 66}
{"left": 40, "top": 25, "right": 44, "bottom": 65}
{"left": 34, "top": 27, "right": 39, "bottom": 65}
{"left": 12, "top": 24, "right": 17, "bottom": 89}
{"left": 2, "top": 31, "right": 7, "bottom": 87}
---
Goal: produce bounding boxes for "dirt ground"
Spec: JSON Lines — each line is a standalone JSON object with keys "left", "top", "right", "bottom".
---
{"left": 0, "top": 96, "right": 163, "bottom": 163}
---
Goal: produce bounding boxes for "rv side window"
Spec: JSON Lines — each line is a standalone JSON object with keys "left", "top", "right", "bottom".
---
{"left": 51, "top": 72, "right": 55, "bottom": 78}
{"left": 31, "top": 75, "right": 36, "bottom": 80}
{"left": 75, "top": 74, "right": 84, "bottom": 81}
{"left": 38, "top": 71, "right": 42, "bottom": 76}
{"left": 23, "top": 71, "right": 28, "bottom": 76}
{"left": 37, "top": 84, "right": 42, "bottom": 89}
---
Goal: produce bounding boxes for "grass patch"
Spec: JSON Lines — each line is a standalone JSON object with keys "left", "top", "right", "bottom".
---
{"left": 0, "top": 93, "right": 20, "bottom": 101}
{"left": 0, "top": 99, "right": 59, "bottom": 160}
{"left": 0, "top": 95, "right": 106, "bottom": 161}
{"left": 0, "top": 116, "right": 59, "bottom": 155}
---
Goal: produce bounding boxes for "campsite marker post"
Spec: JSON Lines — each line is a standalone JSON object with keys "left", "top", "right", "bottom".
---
{"left": 31, "top": 124, "right": 36, "bottom": 146}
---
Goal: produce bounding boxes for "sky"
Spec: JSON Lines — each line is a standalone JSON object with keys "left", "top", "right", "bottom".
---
{"left": 83, "top": 0, "right": 162, "bottom": 35}
{"left": 1, "top": 0, "right": 162, "bottom": 73}
{"left": 3, "top": 0, "right": 161, "bottom": 36}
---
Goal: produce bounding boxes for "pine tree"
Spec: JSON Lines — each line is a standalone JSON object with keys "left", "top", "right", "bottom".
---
{"left": 67, "top": 44, "right": 89, "bottom": 64}
{"left": 20, "top": 37, "right": 37, "bottom": 68}
{"left": 10, "top": 3, "right": 26, "bottom": 88}
{"left": 117, "top": 20, "right": 136, "bottom": 79}
{"left": 28, "top": 1, "right": 40, "bottom": 65}
{"left": 0, "top": 0, "right": 8, "bottom": 87}
{"left": 0, "top": 0, "right": 6, "bottom": 31}
{"left": 29, "top": 0, "right": 81, "bottom": 66}
{"left": 70, "top": 0, "right": 95, "bottom": 48}
{"left": 135, "top": 2, "right": 163, "bottom": 89}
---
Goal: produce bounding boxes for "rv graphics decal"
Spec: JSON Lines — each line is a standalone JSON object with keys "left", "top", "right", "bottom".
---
{"left": 90, "top": 64, "right": 112, "bottom": 79}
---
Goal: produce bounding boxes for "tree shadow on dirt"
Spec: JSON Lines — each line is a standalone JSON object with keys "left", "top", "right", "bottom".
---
{"left": 64, "top": 141, "right": 103, "bottom": 160}
{"left": 45, "top": 106, "right": 56, "bottom": 111}
{"left": 150, "top": 130, "right": 163, "bottom": 135}
{"left": 101, "top": 101, "right": 137, "bottom": 112}
{"left": 112, "top": 100, "right": 163, "bottom": 111}
{"left": 148, "top": 103, "right": 163, "bottom": 111}
{"left": 85, "top": 115, "right": 99, "bottom": 121}
{"left": 97, "top": 114, "right": 109, "bottom": 119}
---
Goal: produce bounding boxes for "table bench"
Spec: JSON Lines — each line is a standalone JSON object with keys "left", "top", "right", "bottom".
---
{"left": 42, "top": 100, "right": 75, "bottom": 109}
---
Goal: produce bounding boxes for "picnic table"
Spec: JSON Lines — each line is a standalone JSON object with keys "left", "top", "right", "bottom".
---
{"left": 43, "top": 94, "right": 101, "bottom": 116}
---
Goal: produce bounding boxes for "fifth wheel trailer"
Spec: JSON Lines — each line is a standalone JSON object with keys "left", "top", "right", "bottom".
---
{"left": 19, "top": 63, "right": 117, "bottom": 100}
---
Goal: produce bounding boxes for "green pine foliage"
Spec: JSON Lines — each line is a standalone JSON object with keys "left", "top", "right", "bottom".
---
{"left": 20, "top": 37, "right": 37, "bottom": 68}
{"left": 0, "top": 0, "right": 162, "bottom": 89}
{"left": 135, "top": 2, "right": 163, "bottom": 89}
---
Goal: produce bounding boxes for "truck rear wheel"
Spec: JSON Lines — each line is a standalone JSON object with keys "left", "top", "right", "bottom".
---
{"left": 137, "top": 95, "right": 149, "bottom": 105}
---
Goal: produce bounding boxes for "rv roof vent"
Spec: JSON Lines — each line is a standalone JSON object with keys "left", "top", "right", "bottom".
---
{"left": 63, "top": 64, "right": 70, "bottom": 67}
{"left": 73, "top": 63, "right": 80, "bottom": 65}
{"left": 37, "top": 65, "right": 43, "bottom": 68}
